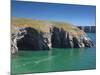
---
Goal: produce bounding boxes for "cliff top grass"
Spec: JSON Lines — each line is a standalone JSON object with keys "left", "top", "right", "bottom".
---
{"left": 11, "top": 17, "right": 86, "bottom": 38}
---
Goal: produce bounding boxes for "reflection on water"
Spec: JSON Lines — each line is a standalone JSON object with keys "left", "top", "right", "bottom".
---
{"left": 11, "top": 33, "right": 96, "bottom": 74}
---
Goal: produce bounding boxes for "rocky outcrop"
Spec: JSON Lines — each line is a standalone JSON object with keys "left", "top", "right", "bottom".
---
{"left": 17, "top": 27, "right": 49, "bottom": 50}
{"left": 51, "top": 27, "right": 94, "bottom": 48}
{"left": 11, "top": 34, "right": 18, "bottom": 54}
{"left": 82, "top": 36, "right": 94, "bottom": 47}
{"left": 11, "top": 27, "right": 49, "bottom": 54}
{"left": 60, "top": 28, "right": 68, "bottom": 48}
{"left": 66, "top": 32, "right": 74, "bottom": 48}
{"left": 51, "top": 27, "right": 61, "bottom": 48}
{"left": 73, "top": 37, "right": 80, "bottom": 48}
{"left": 77, "top": 26, "right": 96, "bottom": 33}
{"left": 51, "top": 27, "right": 73, "bottom": 48}
{"left": 11, "top": 26, "right": 94, "bottom": 54}
{"left": 11, "top": 28, "right": 27, "bottom": 54}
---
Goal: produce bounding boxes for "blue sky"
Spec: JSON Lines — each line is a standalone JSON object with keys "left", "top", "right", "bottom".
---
{"left": 12, "top": 1, "right": 96, "bottom": 26}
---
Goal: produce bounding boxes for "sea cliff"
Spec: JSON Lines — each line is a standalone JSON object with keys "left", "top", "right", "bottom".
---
{"left": 11, "top": 18, "right": 94, "bottom": 54}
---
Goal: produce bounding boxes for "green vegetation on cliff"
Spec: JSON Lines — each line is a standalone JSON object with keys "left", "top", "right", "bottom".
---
{"left": 11, "top": 17, "right": 86, "bottom": 38}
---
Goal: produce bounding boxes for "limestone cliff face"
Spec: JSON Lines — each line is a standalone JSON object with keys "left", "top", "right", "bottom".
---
{"left": 11, "top": 26, "right": 94, "bottom": 54}
{"left": 11, "top": 18, "right": 94, "bottom": 54}
{"left": 17, "top": 27, "right": 49, "bottom": 50}
{"left": 51, "top": 26, "right": 94, "bottom": 48}
{"left": 51, "top": 27, "right": 73, "bottom": 48}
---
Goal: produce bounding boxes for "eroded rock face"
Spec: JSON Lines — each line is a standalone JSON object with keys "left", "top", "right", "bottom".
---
{"left": 66, "top": 32, "right": 74, "bottom": 48}
{"left": 73, "top": 37, "right": 80, "bottom": 48}
{"left": 51, "top": 27, "right": 61, "bottom": 48}
{"left": 82, "top": 36, "right": 94, "bottom": 47}
{"left": 17, "top": 27, "right": 49, "bottom": 50}
{"left": 11, "top": 27, "right": 27, "bottom": 54}
{"left": 60, "top": 28, "right": 68, "bottom": 48}
{"left": 51, "top": 26, "right": 94, "bottom": 48}
{"left": 11, "top": 26, "right": 94, "bottom": 54}
{"left": 51, "top": 27, "right": 72, "bottom": 48}
{"left": 11, "top": 35, "right": 18, "bottom": 54}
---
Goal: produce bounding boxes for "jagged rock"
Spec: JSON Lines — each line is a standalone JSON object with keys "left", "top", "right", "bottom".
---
{"left": 83, "top": 36, "right": 94, "bottom": 47}
{"left": 51, "top": 27, "right": 61, "bottom": 48}
{"left": 73, "top": 37, "right": 80, "bottom": 48}
{"left": 17, "top": 27, "right": 49, "bottom": 50}
{"left": 79, "top": 42, "right": 85, "bottom": 48}
{"left": 11, "top": 28, "right": 27, "bottom": 54}
{"left": 60, "top": 28, "right": 68, "bottom": 48}
{"left": 66, "top": 32, "right": 74, "bottom": 48}
{"left": 42, "top": 33, "right": 52, "bottom": 48}
{"left": 51, "top": 27, "right": 74, "bottom": 48}
{"left": 11, "top": 26, "right": 94, "bottom": 54}
{"left": 50, "top": 26, "right": 94, "bottom": 48}
{"left": 11, "top": 35, "right": 18, "bottom": 54}
{"left": 51, "top": 27, "right": 72, "bottom": 48}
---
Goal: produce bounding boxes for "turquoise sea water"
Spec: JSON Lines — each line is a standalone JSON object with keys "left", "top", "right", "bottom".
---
{"left": 11, "top": 33, "right": 96, "bottom": 74}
